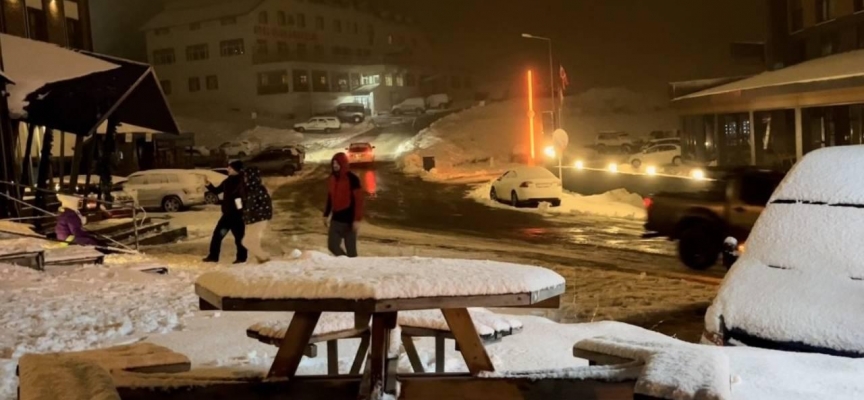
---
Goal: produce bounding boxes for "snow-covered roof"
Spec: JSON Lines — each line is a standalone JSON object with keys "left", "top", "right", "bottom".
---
{"left": 141, "top": 0, "right": 263, "bottom": 31}
{"left": 0, "top": 33, "right": 119, "bottom": 118}
{"left": 196, "top": 253, "right": 565, "bottom": 300}
{"left": 707, "top": 146, "right": 864, "bottom": 356}
{"left": 678, "top": 50, "right": 864, "bottom": 100}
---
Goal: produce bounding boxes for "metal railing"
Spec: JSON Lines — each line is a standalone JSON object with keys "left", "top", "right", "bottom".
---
{"left": 0, "top": 180, "right": 146, "bottom": 251}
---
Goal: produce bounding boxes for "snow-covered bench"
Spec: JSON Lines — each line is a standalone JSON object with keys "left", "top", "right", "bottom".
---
{"left": 247, "top": 308, "right": 523, "bottom": 374}
{"left": 0, "top": 238, "right": 45, "bottom": 271}
{"left": 17, "top": 343, "right": 191, "bottom": 400}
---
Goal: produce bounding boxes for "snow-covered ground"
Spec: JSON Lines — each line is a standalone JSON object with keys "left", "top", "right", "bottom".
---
{"left": 466, "top": 183, "right": 647, "bottom": 220}
{"left": 397, "top": 88, "right": 678, "bottom": 183}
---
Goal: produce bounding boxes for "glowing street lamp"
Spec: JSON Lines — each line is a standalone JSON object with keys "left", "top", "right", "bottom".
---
{"left": 574, "top": 160, "right": 584, "bottom": 170}
{"left": 690, "top": 168, "right": 706, "bottom": 180}
{"left": 543, "top": 146, "right": 556, "bottom": 158}
{"left": 645, "top": 166, "right": 657, "bottom": 176}
{"left": 608, "top": 163, "right": 619, "bottom": 173}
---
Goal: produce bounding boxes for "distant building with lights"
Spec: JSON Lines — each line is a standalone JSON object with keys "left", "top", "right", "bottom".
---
{"left": 672, "top": 0, "right": 864, "bottom": 170}
{"left": 142, "top": 0, "right": 475, "bottom": 120}
{"left": 0, "top": 0, "right": 92, "bottom": 49}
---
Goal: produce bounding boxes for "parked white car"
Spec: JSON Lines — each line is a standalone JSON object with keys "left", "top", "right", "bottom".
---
{"left": 293, "top": 116, "right": 341, "bottom": 133}
{"left": 595, "top": 131, "right": 636, "bottom": 152}
{"left": 218, "top": 140, "right": 259, "bottom": 157}
{"left": 347, "top": 142, "right": 375, "bottom": 164}
{"left": 640, "top": 137, "right": 681, "bottom": 151}
{"left": 426, "top": 93, "right": 451, "bottom": 109}
{"left": 490, "top": 166, "right": 562, "bottom": 208}
{"left": 119, "top": 169, "right": 207, "bottom": 212}
{"left": 392, "top": 97, "right": 427, "bottom": 115}
{"left": 628, "top": 144, "right": 682, "bottom": 169}
{"left": 704, "top": 146, "right": 864, "bottom": 357}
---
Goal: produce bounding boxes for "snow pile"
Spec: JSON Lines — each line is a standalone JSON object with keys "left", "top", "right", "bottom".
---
{"left": 397, "top": 88, "right": 677, "bottom": 180}
{"left": 707, "top": 146, "right": 864, "bottom": 355}
{"left": 0, "top": 238, "right": 47, "bottom": 256}
{"left": 0, "top": 33, "right": 119, "bottom": 117}
{"left": 0, "top": 262, "right": 198, "bottom": 399}
{"left": 196, "top": 254, "right": 565, "bottom": 300}
{"left": 236, "top": 125, "right": 303, "bottom": 149}
{"left": 467, "top": 183, "right": 646, "bottom": 219}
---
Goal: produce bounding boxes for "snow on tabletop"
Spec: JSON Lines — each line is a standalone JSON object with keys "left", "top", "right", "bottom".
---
{"left": 707, "top": 149, "right": 864, "bottom": 354}
{"left": 195, "top": 254, "right": 565, "bottom": 300}
{"left": 0, "top": 33, "right": 118, "bottom": 117}
{"left": 249, "top": 313, "right": 357, "bottom": 339}
{"left": 770, "top": 146, "right": 864, "bottom": 205}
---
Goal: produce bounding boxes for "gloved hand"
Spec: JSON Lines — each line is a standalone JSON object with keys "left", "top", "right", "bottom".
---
{"left": 323, "top": 216, "right": 330, "bottom": 228}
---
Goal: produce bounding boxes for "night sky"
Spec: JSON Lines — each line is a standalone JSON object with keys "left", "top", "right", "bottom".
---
{"left": 403, "top": 0, "right": 768, "bottom": 91}
{"left": 92, "top": 0, "right": 768, "bottom": 92}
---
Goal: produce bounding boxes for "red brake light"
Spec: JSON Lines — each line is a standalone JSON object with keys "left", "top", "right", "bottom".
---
{"left": 520, "top": 181, "right": 533, "bottom": 188}
{"left": 643, "top": 197, "right": 653, "bottom": 209}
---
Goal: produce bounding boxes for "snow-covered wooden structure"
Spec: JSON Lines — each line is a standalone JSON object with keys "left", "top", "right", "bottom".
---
{"left": 0, "top": 33, "right": 180, "bottom": 220}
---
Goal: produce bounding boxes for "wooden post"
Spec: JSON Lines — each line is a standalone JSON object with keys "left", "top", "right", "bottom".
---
{"left": 21, "top": 124, "right": 34, "bottom": 186}
{"left": 326, "top": 340, "right": 339, "bottom": 376}
{"left": 58, "top": 132, "right": 65, "bottom": 191}
{"left": 364, "top": 312, "right": 397, "bottom": 399}
{"left": 749, "top": 111, "right": 756, "bottom": 166}
{"left": 99, "top": 119, "right": 118, "bottom": 204}
{"left": 350, "top": 333, "right": 370, "bottom": 375}
{"left": 435, "top": 333, "right": 446, "bottom": 373}
{"left": 268, "top": 312, "right": 321, "bottom": 378}
{"left": 441, "top": 308, "right": 494, "bottom": 375}
{"left": 34, "top": 127, "right": 55, "bottom": 228}
{"left": 795, "top": 107, "right": 804, "bottom": 161}
{"left": 69, "top": 134, "right": 84, "bottom": 194}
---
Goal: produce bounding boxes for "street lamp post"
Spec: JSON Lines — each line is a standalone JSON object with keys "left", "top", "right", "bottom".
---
{"left": 521, "top": 33, "right": 555, "bottom": 128}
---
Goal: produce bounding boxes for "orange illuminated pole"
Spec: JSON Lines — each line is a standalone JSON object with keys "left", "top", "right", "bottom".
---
{"left": 527, "top": 70, "right": 536, "bottom": 164}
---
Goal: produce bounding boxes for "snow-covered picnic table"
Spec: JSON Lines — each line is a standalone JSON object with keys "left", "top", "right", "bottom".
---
{"left": 195, "top": 255, "right": 565, "bottom": 398}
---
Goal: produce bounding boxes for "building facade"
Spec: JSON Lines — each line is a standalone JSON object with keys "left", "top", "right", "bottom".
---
{"left": 0, "top": 0, "right": 92, "bottom": 49}
{"left": 674, "top": 0, "right": 864, "bottom": 170}
{"left": 143, "top": 0, "right": 474, "bottom": 121}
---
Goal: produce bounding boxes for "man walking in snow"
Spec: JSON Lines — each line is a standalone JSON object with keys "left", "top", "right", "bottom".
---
{"left": 241, "top": 167, "right": 272, "bottom": 263}
{"left": 203, "top": 160, "right": 247, "bottom": 264}
{"left": 324, "top": 153, "right": 364, "bottom": 257}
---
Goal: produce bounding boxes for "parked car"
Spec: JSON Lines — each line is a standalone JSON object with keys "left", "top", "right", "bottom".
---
{"left": 643, "top": 168, "right": 785, "bottom": 270}
{"left": 244, "top": 146, "right": 305, "bottom": 176}
{"left": 119, "top": 169, "right": 208, "bottom": 212}
{"left": 426, "top": 94, "right": 452, "bottom": 109}
{"left": 217, "top": 140, "right": 259, "bottom": 158}
{"left": 628, "top": 144, "right": 683, "bottom": 168}
{"left": 640, "top": 137, "right": 681, "bottom": 151}
{"left": 293, "top": 116, "right": 341, "bottom": 133}
{"left": 346, "top": 143, "right": 375, "bottom": 164}
{"left": 594, "top": 131, "right": 635, "bottom": 153}
{"left": 391, "top": 97, "right": 427, "bottom": 115}
{"left": 190, "top": 169, "right": 228, "bottom": 204}
{"left": 704, "top": 147, "right": 864, "bottom": 357}
{"left": 490, "top": 166, "right": 562, "bottom": 208}
{"left": 336, "top": 103, "right": 367, "bottom": 123}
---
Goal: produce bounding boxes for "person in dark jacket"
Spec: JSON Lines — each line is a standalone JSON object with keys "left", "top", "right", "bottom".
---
{"left": 55, "top": 194, "right": 100, "bottom": 246}
{"left": 240, "top": 167, "right": 273, "bottom": 263}
{"left": 323, "top": 153, "right": 364, "bottom": 257}
{"left": 203, "top": 160, "right": 247, "bottom": 263}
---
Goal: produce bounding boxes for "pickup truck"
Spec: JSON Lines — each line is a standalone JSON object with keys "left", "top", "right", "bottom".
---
{"left": 643, "top": 168, "right": 785, "bottom": 270}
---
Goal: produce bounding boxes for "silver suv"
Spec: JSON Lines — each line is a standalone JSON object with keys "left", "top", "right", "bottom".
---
{"left": 336, "top": 103, "right": 367, "bottom": 123}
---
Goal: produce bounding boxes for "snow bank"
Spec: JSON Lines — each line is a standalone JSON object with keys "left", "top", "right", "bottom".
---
{"left": 1, "top": 33, "right": 118, "bottom": 117}
{"left": 397, "top": 88, "right": 677, "bottom": 180}
{"left": 196, "top": 254, "right": 565, "bottom": 300}
{"left": 467, "top": 183, "right": 646, "bottom": 219}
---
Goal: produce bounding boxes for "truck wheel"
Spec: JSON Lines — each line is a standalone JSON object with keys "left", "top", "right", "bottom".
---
{"left": 672, "top": 156, "right": 683, "bottom": 166}
{"left": 622, "top": 144, "right": 632, "bottom": 154}
{"left": 162, "top": 196, "right": 183, "bottom": 213}
{"left": 295, "top": 127, "right": 305, "bottom": 133}
{"left": 631, "top": 159, "right": 642, "bottom": 169}
{"left": 678, "top": 225, "right": 721, "bottom": 270}
{"left": 283, "top": 165, "right": 296, "bottom": 176}
{"left": 353, "top": 115, "right": 363, "bottom": 123}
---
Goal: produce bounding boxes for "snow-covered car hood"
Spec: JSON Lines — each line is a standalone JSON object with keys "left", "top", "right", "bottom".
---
{"left": 707, "top": 146, "right": 864, "bottom": 356}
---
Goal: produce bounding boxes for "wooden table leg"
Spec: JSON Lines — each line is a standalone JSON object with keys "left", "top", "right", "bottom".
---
{"left": 442, "top": 308, "right": 495, "bottom": 375}
{"left": 401, "top": 333, "right": 425, "bottom": 373}
{"left": 362, "top": 312, "right": 397, "bottom": 399}
{"left": 350, "top": 332, "right": 370, "bottom": 374}
{"left": 268, "top": 312, "right": 322, "bottom": 378}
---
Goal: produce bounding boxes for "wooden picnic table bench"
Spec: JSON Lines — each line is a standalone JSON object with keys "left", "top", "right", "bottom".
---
{"left": 195, "top": 257, "right": 566, "bottom": 399}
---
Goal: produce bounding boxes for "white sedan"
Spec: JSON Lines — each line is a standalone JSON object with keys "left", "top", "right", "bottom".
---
{"left": 628, "top": 144, "right": 683, "bottom": 169}
{"left": 490, "top": 167, "right": 562, "bottom": 208}
{"left": 347, "top": 143, "right": 375, "bottom": 164}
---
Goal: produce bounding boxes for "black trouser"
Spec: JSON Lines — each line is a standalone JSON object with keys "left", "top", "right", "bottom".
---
{"left": 328, "top": 220, "right": 357, "bottom": 258}
{"left": 208, "top": 213, "right": 247, "bottom": 262}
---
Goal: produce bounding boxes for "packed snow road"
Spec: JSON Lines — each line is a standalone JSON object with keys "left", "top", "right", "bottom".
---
{"left": 274, "top": 160, "right": 723, "bottom": 281}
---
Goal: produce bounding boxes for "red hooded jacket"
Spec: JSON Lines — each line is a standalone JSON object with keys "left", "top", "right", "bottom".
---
{"left": 324, "top": 153, "right": 364, "bottom": 223}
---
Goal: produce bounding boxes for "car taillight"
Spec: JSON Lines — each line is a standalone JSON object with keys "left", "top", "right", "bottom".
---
{"left": 520, "top": 181, "right": 534, "bottom": 188}
{"left": 643, "top": 197, "right": 653, "bottom": 209}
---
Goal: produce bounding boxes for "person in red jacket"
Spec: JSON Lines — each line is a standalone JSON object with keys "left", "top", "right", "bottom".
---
{"left": 323, "top": 153, "right": 364, "bottom": 257}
